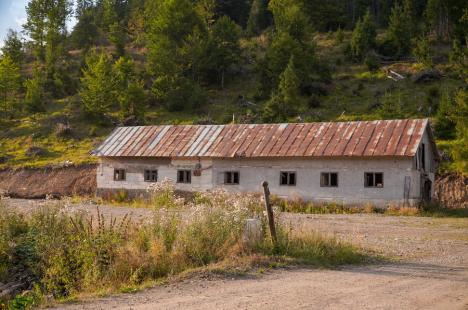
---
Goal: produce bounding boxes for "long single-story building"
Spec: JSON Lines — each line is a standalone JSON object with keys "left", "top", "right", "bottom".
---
{"left": 93, "top": 118, "right": 439, "bottom": 207}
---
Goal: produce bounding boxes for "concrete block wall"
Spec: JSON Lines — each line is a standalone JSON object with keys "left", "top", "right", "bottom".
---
{"left": 97, "top": 156, "right": 423, "bottom": 207}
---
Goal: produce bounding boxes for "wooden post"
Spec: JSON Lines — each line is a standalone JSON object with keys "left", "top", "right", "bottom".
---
{"left": 262, "top": 181, "right": 277, "bottom": 247}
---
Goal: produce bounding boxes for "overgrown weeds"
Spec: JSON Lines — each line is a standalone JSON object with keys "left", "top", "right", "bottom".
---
{"left": 0, "top": 184, "right": 365, "bottom": 308}
{"left": 272, "top": 195, "right": 468, "bottom": 218}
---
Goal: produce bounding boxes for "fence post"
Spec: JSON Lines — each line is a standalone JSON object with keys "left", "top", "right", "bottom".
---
{"left": 262, "top": 181, "right": 277, "bottom": 247}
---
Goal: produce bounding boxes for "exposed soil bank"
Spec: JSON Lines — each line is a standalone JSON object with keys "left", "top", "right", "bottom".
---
{"left": 0, "top": 165, "right": 466, "bottom": 208}
{"left": 0, "top": 165, "right": 96, "bottom": 198}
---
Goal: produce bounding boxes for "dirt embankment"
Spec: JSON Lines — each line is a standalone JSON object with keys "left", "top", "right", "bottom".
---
{"left": 434, "top": 173, "right": 468, "bottom": 208}
{"left": 0, "top": 165, "right": 96, "bottom": 198}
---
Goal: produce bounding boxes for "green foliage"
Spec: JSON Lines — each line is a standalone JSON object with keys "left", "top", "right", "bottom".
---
{"left": 1, "top": 30, "right": 24, "bottom": 66}
{"left": 0, "top": 56, "right": 21, "bottom": 117}
{"left": 246, "top": 0, "right": 270, "bottom": 36}
{"left": 378, "top": 92, "right": 404, "bottom": 119}
{"left": 205, "top": 16, "right": 241, "bottom": 88}
{"left": 113, "top": 57, "right": 146, "bottom": 122}
{"left": 109, "top": 22, "right": 127, "bottom": 56}
{"left": 386, "top": 2, "right": 413, "bottom": 57}
{"left": 451, "top": 89, "right": 468, "bottom": 173}
{"left": 434, "top": 90, "right": 456, "bottom": 139}
{"left": 350, "top": 10, "right": 376, "bottom": 61}
{"left": 147, "top": 0, "right": 207, "bottom": 111}
{"left": 24, "top": 0, "right": 73, "bottom": 62}
{"left": 24, "top": 65, "right": 47, "bottom": 112}
{"left": 449, "top": 38, "right": 468, "bottom": 82}
{"left": 269, "top": 0, "right": 310, "bottom": 42}
{"left": 413, "top": 35, "right": 433, "bottom": 67}
{"left": 364, "top": 54, "right": 379, "bottom": 72}
{"left": 263, "top": 56, "right": 304, "bottom": 121}
{"left": 79, "top": 52, "right": 115, "bottom": 119}
{"left": 335, "top": 27, "right": 344, "bottom": 44}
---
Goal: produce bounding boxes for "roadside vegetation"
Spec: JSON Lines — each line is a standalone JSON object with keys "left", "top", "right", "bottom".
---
{"left": 0, "top": 181, "right": 365, "bottom": 308}
{"left": 272, "top": 196, "right": 468, "bottom": 218}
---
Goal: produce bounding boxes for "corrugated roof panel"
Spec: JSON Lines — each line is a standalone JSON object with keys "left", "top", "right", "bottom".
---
{"left": 94, "top": 119, "right": 430, "bottom": 158}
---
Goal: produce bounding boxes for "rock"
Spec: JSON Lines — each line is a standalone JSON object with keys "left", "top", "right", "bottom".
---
{"left": 55, "top": 122, "right": 72, "bottom": 137}
{"left": 412, "top": 69, "right": 442, "bottom": 83}
{"left": 243, "top": 218, "right": 263, "bottom": 248}
{"left": 26, "top": 146, "right": 47, "bottom": 157}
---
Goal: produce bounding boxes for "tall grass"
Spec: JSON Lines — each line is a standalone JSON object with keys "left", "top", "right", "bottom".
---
{"left": 271, "top": 195, "right": 468, "bottom": 218}
{"left": 0, "top": 184, "right": 365, "bottom": 307}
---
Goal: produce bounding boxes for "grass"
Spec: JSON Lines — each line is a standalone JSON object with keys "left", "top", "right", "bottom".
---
{"left": 0, "top": 32, "right": 463, "bottom": 171}
{"left": 271, "top": 196, "right": 468, "bottom": 218}
{"left": 0, "top": 183, "right": 366, "bottom": 308}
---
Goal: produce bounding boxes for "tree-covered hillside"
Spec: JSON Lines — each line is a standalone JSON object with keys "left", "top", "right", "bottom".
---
{"left": 0, "top": 0, "right": 466, "bottom": 173}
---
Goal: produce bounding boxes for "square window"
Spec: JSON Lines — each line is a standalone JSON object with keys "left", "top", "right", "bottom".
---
{"left": 280, "top": 172, "right": 296, "bottom": 186}
{"left": 365, "top": 172, "right": 383, "bottom": 188}
{"left": 224, "top": 171, "right": 239, "bottom": 185}
{"left": 144, "top": 170, "right": 158, "bottom": 182}
{"left": 177, "top": 170, "right": 191, "bottom": 183}
{"left": 114, "top": 169, "right": 126, "bottom": 181}
{"left": 321, "top": 172, "right": 338, "bottom": 187}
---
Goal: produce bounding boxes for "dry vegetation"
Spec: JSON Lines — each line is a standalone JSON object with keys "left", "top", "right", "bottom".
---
{"left": 0, "top": 181, "right": 365, "bottom": 309}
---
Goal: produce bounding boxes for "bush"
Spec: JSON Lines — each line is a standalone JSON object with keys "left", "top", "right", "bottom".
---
{"left": 364, "top": 54, "right": 379, "bottom": 72}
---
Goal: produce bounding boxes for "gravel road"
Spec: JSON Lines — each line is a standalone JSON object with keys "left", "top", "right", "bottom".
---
{"left": 3, "top": 198, "right": 468, "bottom": 310}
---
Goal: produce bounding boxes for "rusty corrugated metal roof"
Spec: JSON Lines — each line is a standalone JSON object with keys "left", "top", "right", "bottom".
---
{"left": 93, "top": 119, "right": 433, "bottom": 158}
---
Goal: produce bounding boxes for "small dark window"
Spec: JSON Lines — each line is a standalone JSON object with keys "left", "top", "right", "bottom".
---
{"left": 177, "top": 170, "right": 191, "bottom": 183}
{"left": 280, "top": 172, "right": 296, "bottom": 186}
{"left": 321, "top": 172, "right": 338, "bottom": 187}
{"left": 144, "top": 170, "right": 158, "bottom": 182}
{"left": 224, "top": 171, "right": 239, "bottom": 185}
{"left": 364, "top": 172, "right": 384, "bottom": 188}
{"left": 114, "top": 169, "right": 126, "bottom": 181}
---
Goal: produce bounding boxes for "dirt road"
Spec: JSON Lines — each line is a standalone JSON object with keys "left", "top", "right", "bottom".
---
{"left": 3, "top": 198, "right": 468, "bottom": 309}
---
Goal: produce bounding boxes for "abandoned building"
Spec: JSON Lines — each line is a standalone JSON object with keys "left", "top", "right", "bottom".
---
{"left": 93, "top": 118, "right": 439, "bottom": 206}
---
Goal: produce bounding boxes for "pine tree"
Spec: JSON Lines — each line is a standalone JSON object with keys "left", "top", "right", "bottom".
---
{"left": 147, "top": 0, "right": 207, "bottom": 111}
{"left": 263, "top": 56, "right": 303, "bottom": 121}
{"left": 451, "top": 88, "right": 468, "bottom": 173}
{"left": 24, "top": 64, "right": 47, "bottom": 112}
{"left": 413, "top": 35, "right": 433, "bottom": 67}
{"left": 434, "top": 90, "right": 456, "bottom": 139}
{"left": 79, "top": 52, "right": 115, "bottom": 119}
{"left": 378, "top": 92, "right": 403, "bottom": 119}
{"left": 268, "top": 0, "right": 310, "bottom": 43}
{"left": 246, "top": 0, "right": 269, "bottom": 36}
{"left": 113, "top": 57, "right": 146, "bottom": 123}
{"left": 1, "top": 30, "right": 24, "bottom": 66}
{"left": 449, "top": 38, "right": 468, "bottom": 81}
{"left": 386, "top": 2, "right": 413, "bottom": 57}
{"left": 0, "top": 56, "right": 21, "bottom": 117}
{"left": 350, "top": 10, "right": 376, "bottom": 60}
{"left": 206, "top": 16, "right": 241, "bottom": 89}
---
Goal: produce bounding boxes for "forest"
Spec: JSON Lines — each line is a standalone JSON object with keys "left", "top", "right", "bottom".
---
{"left": 0, "top": 0, "right": 466, "bottom": 173}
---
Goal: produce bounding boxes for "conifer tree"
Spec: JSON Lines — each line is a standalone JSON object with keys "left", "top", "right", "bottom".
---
{"left": 24, "top": 64, "right": 47, "bottom": 112}
{"left": 386, "top": 2, "right": 412, "bottom": 57}
{"left": 0, "top": 56, "right": 21, "bottom": 116}
{"left": 434, "top": 90, "right": 456, "bottom": 139}
{"left": 79, "top": 52, "right": 115, "bottom": 119}
{"left": 113, "top": 57, "right": 146, "bottom": 123}
{"left": 206, "top": 16, "right": 241, "bottom": 88}
{"left": 451, "top": 89, "right": 468, "bottom": 173}
{"left": 263, "top": 56, "right": 303, "bottom": 121}
{"left": 1, "top": 30, "right": 24, "bottom": 66}
{"left": 413, "top": 35, "right": 433, "bottom": 67}
{"left": 350, "top": 10, "right": 376, "bottom": 61}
